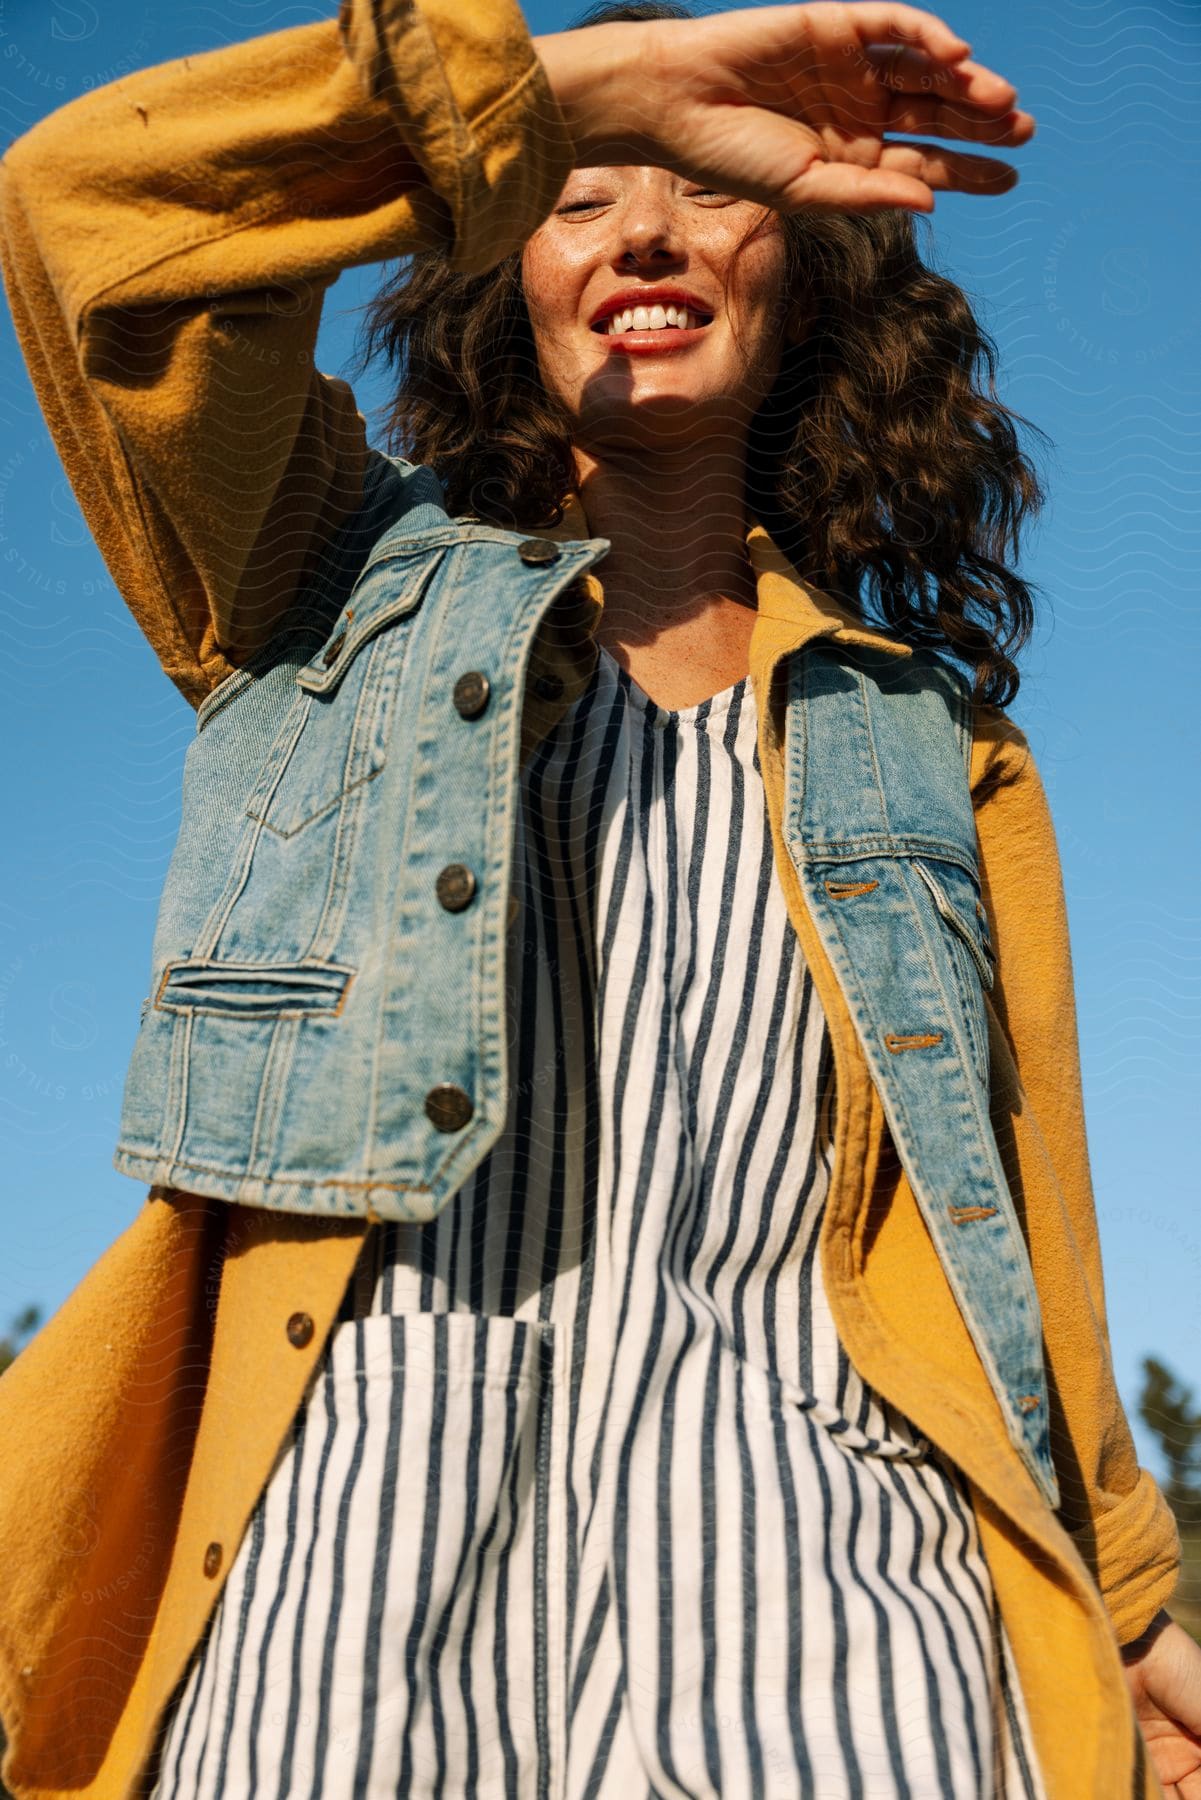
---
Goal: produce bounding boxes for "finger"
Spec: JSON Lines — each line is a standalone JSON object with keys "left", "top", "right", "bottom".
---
{"left": 687, "top": 99, "right": 941, "bottom": 215}
{"left": 863, "top": 44, "right": 1018, "bottom": 108}
{"left": 816, "top": 8, "right": 988, "bottom": 138}
{"left": 780, "top": 158, "right": 937, "bottom": 214}
{"left": 842, "top": 1, "right": 973, "bottom": 59}
{"left": 877, "top": 138, "right": 1021, "bottom": 191}
{"left": 886, "top": 97, "right": 1036, "bottom": 147}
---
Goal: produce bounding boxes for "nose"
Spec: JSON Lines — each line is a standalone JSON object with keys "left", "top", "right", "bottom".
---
{"left": 611, "top": 186, "right": 688, "bottom": 271}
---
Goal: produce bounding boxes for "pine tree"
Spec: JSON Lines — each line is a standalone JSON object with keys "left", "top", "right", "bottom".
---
{"left": 0, "top": 1305, "right": 41, "bottom": 1378}
{"left": 1139, "top": 1356, "right": 1201, "bottom": 1530}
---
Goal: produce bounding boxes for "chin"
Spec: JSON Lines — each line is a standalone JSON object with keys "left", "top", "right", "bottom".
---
{"left": 580, "top": 389, "right": 744, "bottom": 436}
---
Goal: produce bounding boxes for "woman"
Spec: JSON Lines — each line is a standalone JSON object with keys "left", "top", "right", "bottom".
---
{"left": 0, "top": 1, "right": 1197, "bottom": 1795}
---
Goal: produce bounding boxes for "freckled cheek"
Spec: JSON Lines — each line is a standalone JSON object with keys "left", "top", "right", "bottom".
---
{"left": 523, "top": 235, "right": 592, "bottom": 319}
{"left": 526, "top": 318, "right": 594, "bottom": 405}
{"left": 520, "top": 249, "right": 602, "bottom": 405}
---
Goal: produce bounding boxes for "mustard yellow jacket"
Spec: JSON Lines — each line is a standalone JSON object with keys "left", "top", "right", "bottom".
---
{"left": 0, "top": 3, "right": 1181, "bottom": 1795}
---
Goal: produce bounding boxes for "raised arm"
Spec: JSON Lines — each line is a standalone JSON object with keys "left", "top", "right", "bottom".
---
{"left": 0, "top": 0, "right": 577, "bottom": 706}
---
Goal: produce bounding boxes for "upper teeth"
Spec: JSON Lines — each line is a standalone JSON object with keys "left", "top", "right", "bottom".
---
{"left": 604, "top": 304, "right": 705, "bottom": 335}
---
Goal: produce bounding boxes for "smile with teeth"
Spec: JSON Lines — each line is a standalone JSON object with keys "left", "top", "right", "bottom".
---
{"left": 595, "top": 304, "right": 712, "bottom": 335}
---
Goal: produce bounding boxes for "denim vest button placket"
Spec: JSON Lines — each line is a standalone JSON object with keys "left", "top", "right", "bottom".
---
{"left": 424, "top": 1083, "right": 474, "bottom": 1132}
{"left": 435, "top": 863, "right": 477, "bottom": 912}
{"left": 784, "top": 641, "right": 1058, "bottom": 1508}
{"left": 452, "top": 671, "right": 491, "bottom": 718}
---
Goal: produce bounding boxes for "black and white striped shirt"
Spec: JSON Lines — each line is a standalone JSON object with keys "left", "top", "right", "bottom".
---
{"left": 152, "top": 645, "right": 1045, "bottom": 1798}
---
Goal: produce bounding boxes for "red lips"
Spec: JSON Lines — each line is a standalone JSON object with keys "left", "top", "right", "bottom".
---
{"left": 588, "top": 285, "right": 715, "bottom": 329}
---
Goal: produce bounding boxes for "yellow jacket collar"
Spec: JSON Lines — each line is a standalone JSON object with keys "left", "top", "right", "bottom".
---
{"left": 532, "top": 490, "right": 911, "bottom": 664}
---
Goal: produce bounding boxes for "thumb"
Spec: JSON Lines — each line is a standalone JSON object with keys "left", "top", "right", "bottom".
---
{"left": 781, "top": 156, "right": 934, "bottom": 214}
{"left": 678, "top": 105, "right": 934, "bottom": 216}
{"left": 1149, "top": 1625, "right": 1201, "bottom": 1737}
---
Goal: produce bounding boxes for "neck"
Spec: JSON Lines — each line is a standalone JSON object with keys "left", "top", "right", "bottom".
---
{"left": 572, "top": 442, "right": 758, "bottom": 642}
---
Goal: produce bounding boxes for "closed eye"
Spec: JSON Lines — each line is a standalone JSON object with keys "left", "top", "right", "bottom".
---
{"left": 556, "top": 190, "right": 727, "bottom": 215}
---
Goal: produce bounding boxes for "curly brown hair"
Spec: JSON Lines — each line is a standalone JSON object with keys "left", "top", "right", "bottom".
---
{"left": 352, "top": 0, "right": 1050, "bottom": 707}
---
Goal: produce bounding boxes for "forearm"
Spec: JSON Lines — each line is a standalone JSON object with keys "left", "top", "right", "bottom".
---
{"left": 533, "top": 20, "right": 661, "bottom": 168}
{"left": 1120, "top": 1607, "right": 1175, "bottom": 1663}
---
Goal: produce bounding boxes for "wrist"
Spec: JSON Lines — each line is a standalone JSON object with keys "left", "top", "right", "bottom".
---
{"left": 532, "top": 22, "right": 660, "bottom": 169}
{"left": 1120, "top": 1607, "right": 1174, "bottom": 1665}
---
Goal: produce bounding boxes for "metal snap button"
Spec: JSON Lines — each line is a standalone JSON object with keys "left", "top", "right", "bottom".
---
{"left": 532, "top": 672, "right": 565, "bottom": 702}
{"left": 517, "top": 538, "right": 561, "bottom": 567}
{"left": 424, "top": 1083, "right": 474, "bottom": 1132}
{"left": 453, "top": 671, "right": 491, "bottom": 718}
{"left": 435, "top": 863, "right": 477, "bottom": 912}
{"left": 286, "top": 1311, "right": 315, "bottom": 1348}
{"left": 322, "top": 630, "right": 347, "bottom": 666}
{"left": 203, "top": 1541, "right": 223, "bottom": 1579}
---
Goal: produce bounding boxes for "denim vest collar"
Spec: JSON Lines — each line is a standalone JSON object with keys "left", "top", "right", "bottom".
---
{"left": 524, "top": 489, "right": 914, "bottom": 674}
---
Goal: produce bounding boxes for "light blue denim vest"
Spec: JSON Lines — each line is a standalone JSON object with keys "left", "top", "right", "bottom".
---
{"left": 113, "top": 450, "right": 1056, "bottom": 1507}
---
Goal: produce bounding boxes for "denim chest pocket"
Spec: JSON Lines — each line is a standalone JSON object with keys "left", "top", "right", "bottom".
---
{"left": 239, "top": 558, "right": 440, "bottom": 840}
{"left": 912, "top": 855, "right": 996, "bottom": 1087}
{"left": 243, "top": 625, "right": 410, "bottom": 839}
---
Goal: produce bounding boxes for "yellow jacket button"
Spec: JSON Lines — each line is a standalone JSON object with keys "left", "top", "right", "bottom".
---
{"left": 203, "top": 1542, "right": 222, "bottom": 1579}
{"left": 286, "top": 1311, "right": 315, "bottom": 1348}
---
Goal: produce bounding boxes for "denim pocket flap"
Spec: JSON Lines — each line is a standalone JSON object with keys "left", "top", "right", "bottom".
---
{"left": 296, "top": 550, "right": 445, "bottom": 698}
{"left": 154, "top": 957, "right": 355, "bottom": 1017}
{"left": 912, "top": 857, "right": 995, "bottom": 990}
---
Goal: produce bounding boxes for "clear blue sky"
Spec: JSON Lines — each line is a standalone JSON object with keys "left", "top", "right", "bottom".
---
{"left": 0, "top": 0, "right": 1197, "bottom": 1480}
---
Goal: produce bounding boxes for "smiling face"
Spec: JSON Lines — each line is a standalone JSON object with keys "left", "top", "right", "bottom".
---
{"left": 520, "top": 167, "right": 796, "bottom": 458}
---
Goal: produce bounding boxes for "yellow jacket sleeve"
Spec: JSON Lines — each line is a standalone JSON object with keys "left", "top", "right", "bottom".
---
{"left": 971, "top": 703, "right": 1181, "bottom": 1645}
{"left": 0, "top": 0, "right": 575, "bottom": 708}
